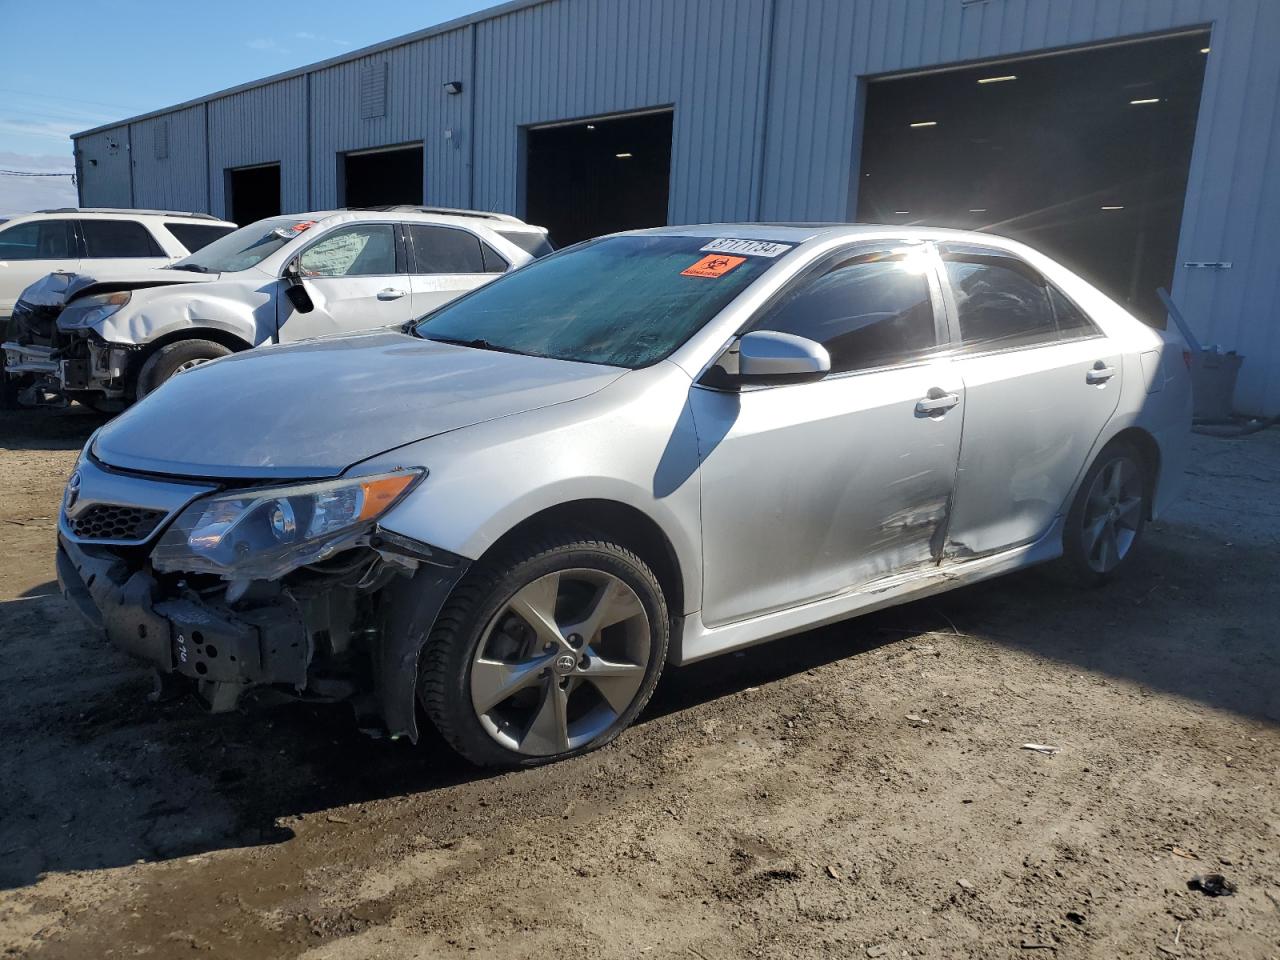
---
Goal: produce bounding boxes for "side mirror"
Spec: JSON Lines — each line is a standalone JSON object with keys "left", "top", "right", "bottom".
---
{"left": 731, "top": 330, "right": 830, "bottom": 386}
{"left": 283, "top": 259, "right": 314, "bottom": 314}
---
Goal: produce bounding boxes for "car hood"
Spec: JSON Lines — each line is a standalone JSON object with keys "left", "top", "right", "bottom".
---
{"left": 32, "top": 267, "right": 217, "bottom": 315}
{"left": 92, "top": 331, "right": 627, "bottom": 479}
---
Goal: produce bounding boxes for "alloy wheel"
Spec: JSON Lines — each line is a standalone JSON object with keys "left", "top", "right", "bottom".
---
{"left": 1080, "top": 455, "right": 1144, "bottom": 574}
{"left": 469, "top": 568, "right": 651, "bottom": 756}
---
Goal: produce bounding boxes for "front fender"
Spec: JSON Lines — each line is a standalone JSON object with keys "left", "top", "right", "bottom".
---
{"left": 362, "top": 362, "right": 706, "bottom": 617}
{"left": 93, "top": 285, "right": 276, "bottom": 347}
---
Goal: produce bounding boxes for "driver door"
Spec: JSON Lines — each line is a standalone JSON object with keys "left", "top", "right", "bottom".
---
{"left": 691, "top": 243, "right": 965, "bottom": 627}
{"left": 277, "top": 222, "right": 416, "bottom": 342}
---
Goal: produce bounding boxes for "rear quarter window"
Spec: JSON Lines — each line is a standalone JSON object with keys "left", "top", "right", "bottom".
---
{"left": 496, "top": 229, "right": 555, "bottom": 259}
{"left": 163, "top": 222, "right": 237, "bottom": 253}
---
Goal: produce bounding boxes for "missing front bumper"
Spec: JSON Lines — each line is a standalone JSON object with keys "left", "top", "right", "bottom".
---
{"left": 56, "top": 536, "right": 310, "bottom": 711}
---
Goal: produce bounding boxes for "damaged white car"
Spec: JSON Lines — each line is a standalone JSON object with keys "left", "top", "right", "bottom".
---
{"left": 57, "top": 224, "right": 1191, "bottom": 768}
{"left": 3, "top": 207, "right": 552, "bottom": 408}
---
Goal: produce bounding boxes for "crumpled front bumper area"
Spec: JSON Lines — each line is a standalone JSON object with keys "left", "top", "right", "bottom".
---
{"left": 57, "top": 535, "right": 310, "bottom": 711}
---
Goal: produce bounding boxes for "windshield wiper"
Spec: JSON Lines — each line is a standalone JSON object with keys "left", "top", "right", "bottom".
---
{"left": 423, "top": 335, "right": 528, "bottom": 356}
{"left": 168, "top": 264, "right": 210, "bottom": 273}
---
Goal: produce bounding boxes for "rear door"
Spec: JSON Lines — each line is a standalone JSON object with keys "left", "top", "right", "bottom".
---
{"left": 404, "top": 224, "right": 506, "bottom": 315}
{"left": 0, "top": 219, "right": 79, "bottom": 318}
{"left": 936, "top": 243, "right": 1122, "bottom": 558}
{"left": 279, "top": 222, "right": 416, "bottom": 342}
{"left": 78, "top": 219, "right": 173, "bottom": 276}
{"left": 692, "top": 242, "right": 965, "bottom": 626}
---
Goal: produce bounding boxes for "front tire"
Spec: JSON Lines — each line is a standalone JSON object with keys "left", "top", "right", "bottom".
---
{"left": 135, "top": 339, "right": 231, "bottom": 399}
{"left": 1060, "top": 440, "right": 1149, "bottom": 585}
{"left": 419, "top": 534, "right": 669, "bottom": 768}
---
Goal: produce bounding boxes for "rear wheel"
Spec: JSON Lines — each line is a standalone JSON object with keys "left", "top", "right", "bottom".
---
{"left": 1060, "top": 440, "right": 1149, "bottom": 585}
{"left": 136, "top": 339, "right": 231, "bottom": 399}
{"left": 419, "top": 534, "right": 669, "bottom": 768}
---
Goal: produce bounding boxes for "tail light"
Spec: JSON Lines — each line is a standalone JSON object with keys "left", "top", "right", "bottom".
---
{"left": 1182, "top": 349, "right": 1193, "bottom": 371}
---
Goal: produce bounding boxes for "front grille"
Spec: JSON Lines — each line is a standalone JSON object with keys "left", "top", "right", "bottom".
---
{"left": 67, "top": 504, "right": 167, "bottom": 542}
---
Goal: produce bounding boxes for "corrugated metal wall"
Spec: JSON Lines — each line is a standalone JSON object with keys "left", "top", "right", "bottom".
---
{"left": 74, "top": 127, "right": 132, "bottom": 207}
{"left": 471, "top": 0, "right": 771, "bottom": 221}
{"left": 128, "top": 106, "right": 206, "bottom": 212}
{"left": 308, "top": 28, "right": 473, "bottom": 206}
{"left": 207, "top": 78, "right": 309, "bottom": 216}
{"left": 73, "top": 0, "right": 1280, "bottom": 412}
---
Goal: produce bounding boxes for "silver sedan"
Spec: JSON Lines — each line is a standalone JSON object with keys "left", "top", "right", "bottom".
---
{"left": 57, "top": 224, "right": 1191, "bottom": 767}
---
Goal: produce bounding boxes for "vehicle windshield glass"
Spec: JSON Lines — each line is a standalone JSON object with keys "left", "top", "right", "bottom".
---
{"left": 170, "top": 217, "right": 315, "bottom": 273}
{"left": 413, "top": 235, "right": 779, "bottom": 367}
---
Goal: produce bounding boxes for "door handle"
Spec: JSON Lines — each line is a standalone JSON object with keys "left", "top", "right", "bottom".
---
{"left": 915, "top": 390, "right": 961, "bottom": 416}
{"left": 1087, "top": 363, "right": 1116, "bottom": 384}
{"left": 376, "top": 288, "right": 407, "bottom": 301}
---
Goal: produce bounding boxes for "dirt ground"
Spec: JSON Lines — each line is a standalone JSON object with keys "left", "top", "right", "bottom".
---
{"left": 0, "top": 406, "right": 1277, "bottom": 960}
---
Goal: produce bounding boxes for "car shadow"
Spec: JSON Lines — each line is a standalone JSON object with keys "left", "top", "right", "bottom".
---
{"left": 0, "top": 405, "right": 107, "bottom": 450}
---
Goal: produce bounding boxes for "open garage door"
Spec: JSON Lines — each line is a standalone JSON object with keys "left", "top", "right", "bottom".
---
{"left": 857, "top": 31, "right": 1209, "bottom": 324}
{"left": 227, "top": 163, "right": 280, "bottom": 226}
{"left": 526, "top": 109, "right": 673, "bottom": 248}
{"left": 343, "top": 144, "right": 424, "bottom": 208}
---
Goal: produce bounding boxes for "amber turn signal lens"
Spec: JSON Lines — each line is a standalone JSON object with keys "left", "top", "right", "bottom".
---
{"left": 357, "top": 473, "right": 418, "bottom": 521}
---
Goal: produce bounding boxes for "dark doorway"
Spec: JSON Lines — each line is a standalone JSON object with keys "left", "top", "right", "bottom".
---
{"left": 526, "top": 110, "right": 673, "bottom": 248}
{"left": 226, "top": 163, "right": 281, "bottom": 226}
{"left": 343, "top": 145, "right": 424, "bottom": 208}
{"left": 857, "top": 31, "right": 1209, "bottom": 324}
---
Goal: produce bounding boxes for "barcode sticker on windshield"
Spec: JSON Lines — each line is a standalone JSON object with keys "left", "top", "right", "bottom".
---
{"left": 700, "top": 238, "right": 792, "bottom": 258}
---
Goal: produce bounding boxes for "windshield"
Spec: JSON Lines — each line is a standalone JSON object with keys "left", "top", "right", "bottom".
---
{"left": 413, "top": 235, "right": 781, "bottom": 367}
{"left": 170, "top": 216, "right": 316, "bottom": 273}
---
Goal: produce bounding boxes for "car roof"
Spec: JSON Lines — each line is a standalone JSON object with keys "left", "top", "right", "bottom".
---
{"left": 293, "top": 208, "right": 547, "bottom": 234}
{"left": 632, "top": 222, "right": 1016, "bottom": 244}
{"left": 25, "top": 208, "right": 233, "bottom": 223}
{"left": 620, "top": 222, "right": 1041, "bottom": 257}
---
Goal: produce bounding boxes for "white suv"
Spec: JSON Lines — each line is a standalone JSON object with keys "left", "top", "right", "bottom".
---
{"left": 3, "top": 207, "right": 552, "bottom": 408}
{"left": 0, "top": 208, "right": 236, "bottom": 320}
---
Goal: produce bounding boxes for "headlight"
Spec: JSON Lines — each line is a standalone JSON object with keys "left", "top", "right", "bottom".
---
{"left": 151, "top": 469, "right": 424, "bottom": 580}
{"left": 58, "top": 291, "right": 132, "bottom": 330}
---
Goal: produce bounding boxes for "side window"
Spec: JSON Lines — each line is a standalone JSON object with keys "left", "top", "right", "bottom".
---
{"left": 298, "top": 224, "right": 398, "bottom": 277}
{"left": 0, "top": 221, "right": 75, "bottom": 260}
{"left": 81, "top": 220, "right": 165, "bottom": 258}
{"left": 479, "top": 241, "right": 508, "bottom": 274}
{"left": 163, "top": 222, "right": 237, "bottom": 253}
{"left": 1048, "top": 284, "right": 1100, "bottom": 339}
{"left": 751, "top": 249, "right": 938, "bottom": 374}
{"left": 941, "top": 248, "right": 1056, "bottom": 350}
{"left": 408, "top": 225, "right": 486, "bottom": 274}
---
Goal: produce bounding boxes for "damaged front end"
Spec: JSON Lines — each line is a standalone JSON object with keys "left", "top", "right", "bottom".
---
{"left": 56, "top": 451, "right": 466, "bottom": 739}
{"left": 2, "top": 275, "right": 137, "bottom": 405}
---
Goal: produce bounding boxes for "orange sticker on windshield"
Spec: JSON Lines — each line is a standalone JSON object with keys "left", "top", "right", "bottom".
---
{"left": 681, "top": 254, "right": 746, "bottom": 278}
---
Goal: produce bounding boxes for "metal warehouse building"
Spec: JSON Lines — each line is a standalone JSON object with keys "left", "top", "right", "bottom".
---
{"left": 72, "top": 0, "right": 1280, "bottom": 413}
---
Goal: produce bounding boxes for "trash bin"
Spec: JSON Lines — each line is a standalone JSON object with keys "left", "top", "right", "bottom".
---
{"left": 1190, "top": 349, "right": 1242, "bottom": 421}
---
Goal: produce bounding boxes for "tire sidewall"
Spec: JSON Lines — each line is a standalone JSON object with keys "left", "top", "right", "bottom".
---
{"left": 422, "top": 540, "right": 669, "bottom": 768}
{"left": 1062, "top": 440, "right": 1148, "bottom": 585}
{"left": 137, "top": 339, "right": 231, "bottom": 399}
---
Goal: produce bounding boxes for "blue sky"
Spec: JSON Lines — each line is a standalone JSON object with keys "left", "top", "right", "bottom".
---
{"left": 0, "top": 0, "right": 492, "bottom": 212}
